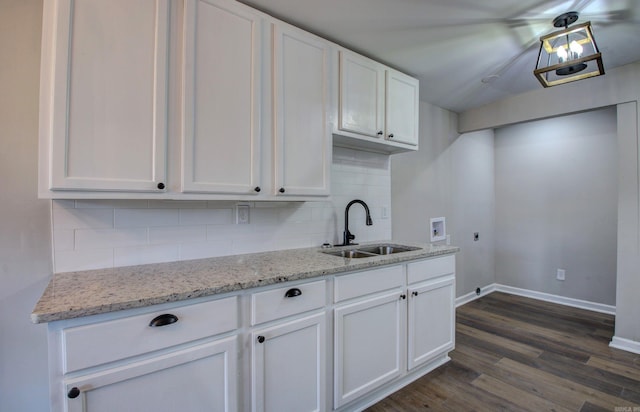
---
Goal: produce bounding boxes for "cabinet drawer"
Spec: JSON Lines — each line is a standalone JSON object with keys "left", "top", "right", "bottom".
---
{"left": 407, "top": 255, "right": 455, "bottom": 284}
{"left": 251, "top": 280, "right": 326, "bottom": 325}
{"left": 63, "top": 296, "right": 238, "bottom": 373}
{"left": 334, "top": 265, "right": 404, "bottom": 302}
{"left": 251, "top": 280, "right": 327, "bottom": 325}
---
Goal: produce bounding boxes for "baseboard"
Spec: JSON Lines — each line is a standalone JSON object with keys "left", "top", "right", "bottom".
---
{"left": 610, "top": 336, "right": 640, "bottom": 354}
{"left": 455, "top": 283, "right": 497, "bottom": 307}
{"left": 456, "top": 283, "right": 615, "bottom": 315}
{"left": 494, "top": 284, "right": 616, "bottom": 315}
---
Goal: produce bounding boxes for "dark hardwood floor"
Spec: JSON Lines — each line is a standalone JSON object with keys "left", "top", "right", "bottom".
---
{"left": 366, "top": 292, "right": 640, "bottom": 412}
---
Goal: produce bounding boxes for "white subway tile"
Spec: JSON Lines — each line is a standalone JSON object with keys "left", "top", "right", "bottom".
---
{"left": 179, "top": 240, "right": 233, "bottom": 260}
{"left": 114, "top": 208, "right": 179, "bottom": 228}
{"left": 149, "top": 200, "right": 207, "bottom": 209}
{"left": 149, "top": 225, "right": 207, "bottom": 245}
{"left": 75, "top": 228, "right": 148, "bottom": 249}
{"left": 180, "top": 208, "right": 233, "bottom": 225}
{"left": 114, "top": 244, "right": 180, "bottom": 267}
{"left": 278, "top": 207, "right": 312, "bottom": 223}
{"left": 250, "top": 208, "right": 280, "bottom": 225}
{"left": 55, "top": 249, "right": 114, "bottom": 272}
{"left": 52, "top": 200, "right": 75, "bottom": 209}
{"left": 53, "top": 208, "right": 113, "bottom": 230}
{"left": 75, "top": 199, "right": 149, "bottom": 209}
{"left": 53, "top": 229, "right": 74, "bottom": 251}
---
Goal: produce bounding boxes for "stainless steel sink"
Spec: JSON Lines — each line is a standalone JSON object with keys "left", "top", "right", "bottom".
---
{"left": 322, "top": 249, "right": 378, "bottom": 258}
{"left": 321, "top": 244, "right": 420, "bottom": 258}
{"left": 357, "top": 245, "right": 419, "bottom": 255}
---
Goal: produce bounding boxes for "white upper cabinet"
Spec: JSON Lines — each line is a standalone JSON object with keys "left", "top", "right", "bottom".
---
{"left": 38, "top": 0, "right": 414, "bottom": 200}
{"left": 338, "top": 52, "right": 385, "bottom": 138}
{"left": 336, "top": 50, "right": 419, "bottom": 153}
{"left": 182, "top": 0, "right": 262, "bottom": 195}
{"left": 273, "top": 24, "right": 332, "bottom": 197}
{"left": 39, "top": 0, "right": 169, "bottom": 194}
{"left": 386, "top": 70, "right": 419, "bottom": 146}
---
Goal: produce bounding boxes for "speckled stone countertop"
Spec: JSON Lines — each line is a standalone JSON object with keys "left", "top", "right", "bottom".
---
{"left": 32, "top": 241, "right": 458, "bottom": 323}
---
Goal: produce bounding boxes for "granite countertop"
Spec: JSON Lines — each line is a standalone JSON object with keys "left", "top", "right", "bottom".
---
{"left": 31, "top": 241, "right": 459, "bottom": 323}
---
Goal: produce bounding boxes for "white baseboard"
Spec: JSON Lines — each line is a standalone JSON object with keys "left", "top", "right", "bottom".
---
{"left": 493, "top": 284, "right": 616, "bottom": 315}
{"left": 455, "top": 283, "right": 497, "bottom": 307}
{"left": 456, "top": 283, "right": 616, "bottom": 315}
{"left": 610, "top": 336, "right": 640, "bottom": 354}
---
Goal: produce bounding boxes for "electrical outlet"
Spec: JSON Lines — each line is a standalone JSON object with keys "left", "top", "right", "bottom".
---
{"left": 381, "top": 206, "right": 389, "bottom": 219}
{"left": 556, "top": 269, "right": 566, "bottom": 281}
{"left": 236, "top": 205, "right": 249, "bottom": 224}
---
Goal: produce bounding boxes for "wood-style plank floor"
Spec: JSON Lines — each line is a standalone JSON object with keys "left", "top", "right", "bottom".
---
{"left": 366, "top": 292, "right": 640, "bottom": 412}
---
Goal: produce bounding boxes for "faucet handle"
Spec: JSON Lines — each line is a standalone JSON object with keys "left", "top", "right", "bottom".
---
{"left": 347, "top": 231, "right": 355, "bottom": 241}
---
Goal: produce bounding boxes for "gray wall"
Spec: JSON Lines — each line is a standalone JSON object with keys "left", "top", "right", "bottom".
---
{"left": 460, "top": 61, "right": 640, "bottom": 346}
{"left": 494, "top": 108, "right": 618, "bottom": 305}
{"left": 0, "top": 1, "right": 51, "bottom": 411}
{"left": 391, "top": 101, "right": 496, "bottom": 297}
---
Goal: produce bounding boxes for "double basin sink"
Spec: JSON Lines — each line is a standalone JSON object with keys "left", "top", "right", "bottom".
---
{"left": 322, "top": 244, "right": 419, "bottom": 259}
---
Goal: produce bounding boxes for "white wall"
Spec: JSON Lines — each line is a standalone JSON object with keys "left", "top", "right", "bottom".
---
{"left": 0, "top": 1, "right": 51, "bottom": 411}
{"left": 494, "top": 108, "right": 618, "bottom": 305}
{"left": 50, "top": 146, "right": 392, "bottom": 272}
{"left": 391, "top": 102, "right": 496, "bottom": 297}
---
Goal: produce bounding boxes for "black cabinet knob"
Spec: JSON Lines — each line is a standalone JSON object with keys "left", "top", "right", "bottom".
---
{"left": 257, "top": 335, "right": 265, "bottom": 343}
{"left": 149, "top": 313, "right": 178, "bottom": 327}
{"left": 279, "top": 188, "right": 285, "bottom": 193}
{"left": 68, "top": 387, "right": 80, "bottom": 399}
{"left": 400, "top": 294, "right": 406, "bottom": 300}
{"left": 284, "top": 288, "right": 302, "bottom": 298}
{"left": 157, "top": 182, "right": 165, "bottom": 190}
{"left": 254, "top": 186, "right": 261, "bottom": 193}
{"left": 388, "top": 133, "right": 394, "bottom": 139}
{"left": 377, "top": 131, "right": 383, "bottom": 136}
{"left": 412, "top": 291, "right": 419, "bottom": 297}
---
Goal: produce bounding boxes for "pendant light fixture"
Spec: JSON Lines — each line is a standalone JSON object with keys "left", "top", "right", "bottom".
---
{"left": 534, "top": 11, "right": 604, "bottom": 87}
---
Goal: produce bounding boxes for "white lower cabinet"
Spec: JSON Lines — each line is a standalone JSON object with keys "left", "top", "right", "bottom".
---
{"left": 252, "top": 313, "right": 326, "bottom": 412}
{"left": 407, "top": 275, "right": 455, "bottom": 370}
{"left": 250, "top": 281, "right": 327, "bottom": 412}
{"left": 333, "top": 290, "right": 404, "bottom": 408}
{"left": 51, "top": 296, "right": 240, "bottom": 412}
{"left": 47, "top": 255, "right": 456, "bottom": 412}
{"left": 63, "top": 336, "right": 237, "bottom": 412}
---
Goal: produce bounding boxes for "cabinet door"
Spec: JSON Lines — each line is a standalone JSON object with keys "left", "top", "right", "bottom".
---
{"left": 385, "top": 69, "right": 419, "bottom": 146}
{"left": 407, "top": 275, "right": 455, "bottom": 370}
{"left": 182, "top": 0, "right": 262, "bottom": 194}
{"left": 43, "top": 0, "right": 169, "bottom": 192}
{"left": 338, "top": 51, "right": 385, "bottom": 138}
{"left": 334, "top": 290, "right": 404, "bottom": 408}
{"left": 63, "top": 336, "right": 238, "bottom": 412}
{"left": 273, "top": 25, "right": 331, "bottom": 197}
{"left": 252, "top": 312, "right": 326, "bottom": 412}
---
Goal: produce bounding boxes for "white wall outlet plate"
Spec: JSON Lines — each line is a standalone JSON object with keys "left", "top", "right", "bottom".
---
{"left": 236, "top": 204, "right": 250, "bottom": 224}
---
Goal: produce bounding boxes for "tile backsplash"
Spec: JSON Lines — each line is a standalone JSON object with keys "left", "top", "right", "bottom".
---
{"left": 51, "top": 147, "right": 392, "bottom": 272}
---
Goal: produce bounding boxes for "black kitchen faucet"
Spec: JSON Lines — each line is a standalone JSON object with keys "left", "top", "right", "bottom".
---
{"left": 339, "top": 199, "right": 373, "bottom": 246}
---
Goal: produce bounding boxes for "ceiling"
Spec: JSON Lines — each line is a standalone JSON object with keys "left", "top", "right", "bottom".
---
{"left": 238, "top": 0, "right": 640, "bottom": 113}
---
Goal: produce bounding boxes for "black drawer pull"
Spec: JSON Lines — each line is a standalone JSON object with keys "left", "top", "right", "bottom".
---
{"left": 149, "top": 313, "right": 179, "bottom": 327}
{"left": 257, "top": 335, "right": 265, "bottom": 343}
{"left": 412, "top": 291, "right": 419, "bottom": 297}
{"left": 68, "top": 387, "right": 80, "bottom": 399}
{"left": 284, "top": 288, "right": 302, "bottom": 298}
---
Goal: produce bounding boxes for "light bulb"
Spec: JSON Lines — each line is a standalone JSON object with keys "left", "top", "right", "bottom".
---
{"left": 557, "top": 45, "right": 568, "bottom": 62}
{"left": 569, "top": 40, "right": 583, "bottom": 57}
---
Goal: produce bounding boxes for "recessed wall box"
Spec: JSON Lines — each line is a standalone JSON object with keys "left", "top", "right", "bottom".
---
{"left": 430, "top": 217, "right": 446, "bottom": 242}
